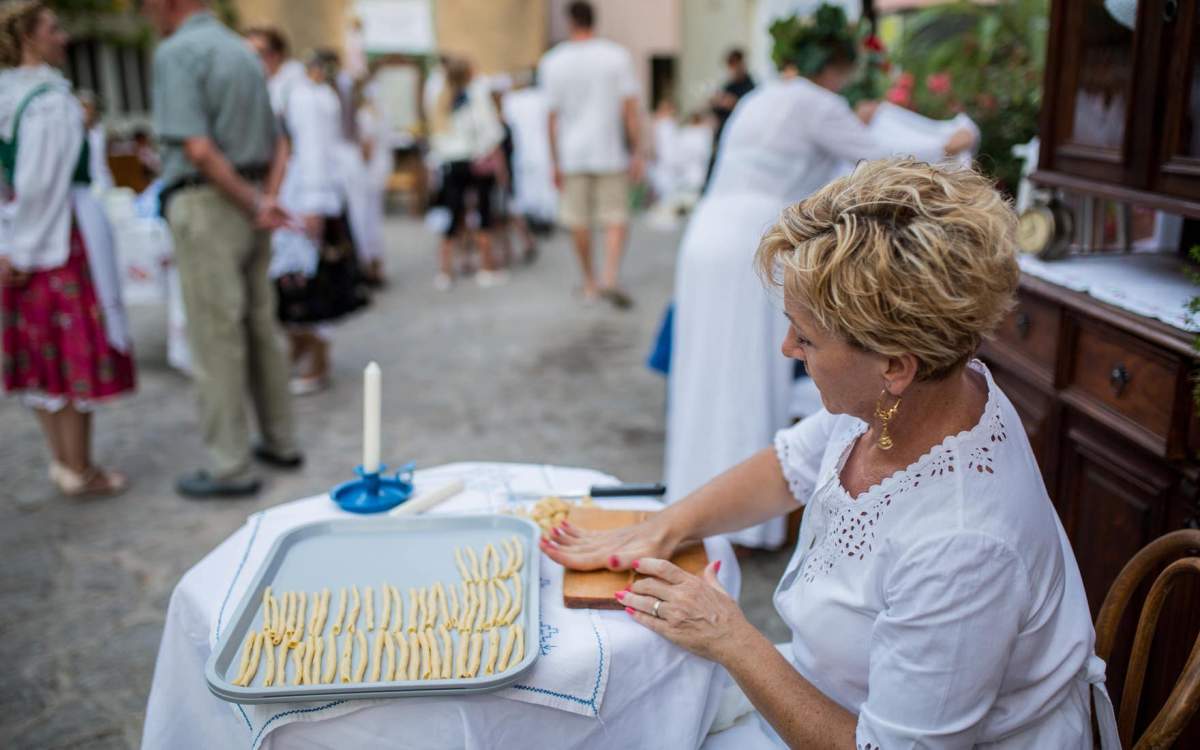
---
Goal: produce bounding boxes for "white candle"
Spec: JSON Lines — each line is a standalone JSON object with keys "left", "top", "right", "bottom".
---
{"left": 363, "top": 362, "right": 381, "bottom": 473}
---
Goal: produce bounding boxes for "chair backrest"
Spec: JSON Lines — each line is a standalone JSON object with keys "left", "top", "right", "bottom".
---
{"left": 1094, "top": 529, "right": 1200, "bottom": 749}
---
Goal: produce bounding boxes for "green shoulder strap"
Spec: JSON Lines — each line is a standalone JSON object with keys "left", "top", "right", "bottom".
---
{"left": 1, "top": 82, "right": 58, "bottom": 184}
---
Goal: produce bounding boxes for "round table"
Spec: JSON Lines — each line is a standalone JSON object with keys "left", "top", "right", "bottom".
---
{"left": 141, "top": 462, "right": 740, "bottom": 749}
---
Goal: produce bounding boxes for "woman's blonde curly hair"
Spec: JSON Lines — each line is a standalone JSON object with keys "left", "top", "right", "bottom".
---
{"left": 0, "top": 1, "right": 46, "bottom": 68}
{"left": 756, "top": 158, "right": 1019, "bottom": 381}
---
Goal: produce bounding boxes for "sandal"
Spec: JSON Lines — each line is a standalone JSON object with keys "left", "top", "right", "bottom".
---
{"left": 53, "top": 464, "right": 129, "bottom": 497}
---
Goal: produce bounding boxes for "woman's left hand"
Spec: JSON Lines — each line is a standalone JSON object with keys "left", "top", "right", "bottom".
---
{"left": 617, "top": 557, "right": 750, "bottom": 664}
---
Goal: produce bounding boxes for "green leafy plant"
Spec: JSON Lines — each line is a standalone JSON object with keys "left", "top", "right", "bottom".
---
{"left": 768, "top": 4, "right": 858, "bottom": 78}
{"left": 888, "top": 0, "right": 1048, "bottom": 195}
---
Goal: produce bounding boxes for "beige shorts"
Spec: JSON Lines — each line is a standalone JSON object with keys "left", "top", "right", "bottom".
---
{"left": 559, "top": 171, "right": 629, "bottom": 229}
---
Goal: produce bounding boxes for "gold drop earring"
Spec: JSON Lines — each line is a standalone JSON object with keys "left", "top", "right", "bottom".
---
{"left": 874, "top": 390, "right": 901, "bottom": 450}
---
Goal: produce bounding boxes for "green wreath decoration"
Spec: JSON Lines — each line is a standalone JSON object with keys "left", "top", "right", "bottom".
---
{"left": 769, "top": 3, "right": 859, "bottom": 77}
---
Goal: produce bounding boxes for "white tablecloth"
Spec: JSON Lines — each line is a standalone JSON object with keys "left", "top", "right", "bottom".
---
{"left": 142, "top": 462, "right": 740, "bottom": 749}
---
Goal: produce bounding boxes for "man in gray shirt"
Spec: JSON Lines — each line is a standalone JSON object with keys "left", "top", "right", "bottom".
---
{"left": 143, "top": 0, "right": 301, "bottom": 497}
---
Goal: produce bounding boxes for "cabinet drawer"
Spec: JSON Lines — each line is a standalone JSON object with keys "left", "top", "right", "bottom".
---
{"left": 994, "top": 293, "right": 1061, "bottom": 376}
{"left": 1066, "top": 319, "right": 1185, "bottom": 456}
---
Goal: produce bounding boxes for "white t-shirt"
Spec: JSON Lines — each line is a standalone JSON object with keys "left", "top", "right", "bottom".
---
{"left": 771, "top": 360, "right": 1112, "bottom": 748}
{"left": 538, "top": 37, "right": 639, "bottom": 175}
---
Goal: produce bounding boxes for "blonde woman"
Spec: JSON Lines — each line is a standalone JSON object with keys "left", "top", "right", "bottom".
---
{"left": 544, "top": 160, "right": 1118, "bottom": 748}
{"left": 0, "top": 1, "right": 133, "bottom": 495}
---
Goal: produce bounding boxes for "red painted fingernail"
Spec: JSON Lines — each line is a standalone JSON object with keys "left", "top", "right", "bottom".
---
{"left": 625, "top": 607, "right": 635, "bottom": 615}
{"left": 562, "top": 521, "right": 572, "bottom": 529}
{"left": 608, "top": 555, "right": 619, "bottom": 568}
{"left": 614, "top": 590, "right": 625, "bottom": 600}
{"left": 552, "top": 527, "right": 562, "bottom": 537}
{"left": 631, "top": 559, "right": 640, "bottom": 569}
{"left": 714, "top": 560, "right": 722, "bottom": 573}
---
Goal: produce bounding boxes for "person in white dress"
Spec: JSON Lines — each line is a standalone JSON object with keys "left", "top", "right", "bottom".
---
{"left": 354, "top": 72, "right": 392, "bottom": 285}
{"left": 665, "top": 10, "right": 974, "bottom": 548}
{"left": 245, "top": 26, "right": 305, "bottom": 120}
{"left": 501, "top": 72, "right": 558, "bottom": 227}
{"left": 543, "top": 159, "right": 1119, "bottom": 749}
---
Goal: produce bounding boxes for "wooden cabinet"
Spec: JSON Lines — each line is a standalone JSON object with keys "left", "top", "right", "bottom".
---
{"left": 980, "top": 277, "right": 1200, "bottom": 745}
{"left": 1037, "top": 0, "right": 1200, "bottom": 214}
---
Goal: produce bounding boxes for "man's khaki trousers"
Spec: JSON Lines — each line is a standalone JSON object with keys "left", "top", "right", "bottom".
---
{"left": 167, "top": 186, "right": 296, "bottom": 478}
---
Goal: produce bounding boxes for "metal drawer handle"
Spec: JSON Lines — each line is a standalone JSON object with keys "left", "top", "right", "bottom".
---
{"left": 1109, "top": 363, "right": 1131, "bottom": 396}
{"left": 1015, "top": 311, "right": 1032, "bottom": 339}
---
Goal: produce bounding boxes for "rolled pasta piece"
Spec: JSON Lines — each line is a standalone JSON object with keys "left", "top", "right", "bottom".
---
{"left": 264, "top": 632, "right": 276, "bottom": 686}
{"left": 302, "top": 634, "right": 316, "bottom": 685}
{"left": 365, "top": 586, "right": 375, "bottom": 631}
{"left": 394, "top": 632, "right": 409, "bottom": 680}
{"left": 505, "top": 574, "right": 523, "bottom": 625}
{"left": 454, "top": 547, "right": 471, "bottom": 583}
{"left": 332, "top": 587, "right": 347, "bottom": 635}
{"left": 291, "top": 591, "right": 307, "bottom": 646}
{"left": 436, "top": 583, "right": 450, "bottom": 628}
{"left": 370, "top": 629, "right": 385, "bottom": 681}
{"left": 323, "top": 632, "right": 337, "bottom": 683}
{"left": 496, "top": 578, "right": 512, "bottom": 624}
{"left": 247, "top": 631, "right": 266, "bottom": 686}
{"left": 233, "top": 631, "right": 255, "bottom": 685}
{"left": 466, "top": 631, "right": 483, "bottom": 677}
{"left": 513, "top": 624, "right": 525, "bottom": 667}
{"left": 291, "top": 641, "right": 306, "bottom": 685}
{"left": 447, "top": 584, "right": 460, "bottom": 628}
{"left": 261, "top": 587, "right": 273, "bottom": 637}
{"left": 390, "top": 585, "right": 403, "bottom": 634}
{"left": 427, "top": 628, "right": 441, "bottom": 678}
{"left": 417, "top": 630, "right": 432, "bottom": 679}
{"left": 350, "top": 629, "right": 367, "bottom": 682}
{"left": 339, "top": 633, "right": 353, "bottom": 683}
{"left": 406, "top": 588, "right": 419, "bottom": 633}
{"left": 456, "top": 630, "right": 470, "bottom": 678}
{"left": 480, "top": 544, "right": 492, "bottom": 581}
{"left": 283, "top": 591, "right": 296, "bottom": 642}
{"left": 500, "top": 538, "right": 516, "bottom": 578}
{"left": 379, "top": 582, "right": 391, "bottom": 631}
{"left": 308, "top": 591, "right": 320, "bottom": 636}
{"left": 347, "top": 585, "right": 361, "bottom": 634}
{"left": 473, "top": 582, "right": 488, "bottom": 631}
{"left": 484, "top": 628, "right": 500, "bottom": 675}
{"left": 271, "top": 591, "right": 284, "bottom": 644}
{"left": 485, "top": 579, "right": 499, "bottom": 628}
{"left": 487, "top": 542, "right": 501, "bottom": 578}
{"left": 420, "top": 587, "right": 433, "bottom": 630}
{"left": 274, "top": 641, "right": 288, "bottom": 686}
{"left": 316, "top": 588, "right": 331, "bottom": 636}
{"left": 438, "top": 626, "right": 454, "bottom": 679}
{"left": 384, "top": 626, "right": 396, "bottom": 680}
{"left": 511, "top": 536, "right": 525, "bottom": 574}
{"left": 496, "top": 626, "right": 517, "bottom": 672}
{"left": 465, "top": 546, "right": 481, "bottom": 582}
{"left": 459, "top": 583, "right": 474, "bottom": 633}
{"left": 407, "top": 632, "right": 421, "bottom": 680}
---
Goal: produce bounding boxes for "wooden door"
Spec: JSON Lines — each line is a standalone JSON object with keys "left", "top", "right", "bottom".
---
{"left": 1153, "top": 0, "right": 1200, "bottom": 202}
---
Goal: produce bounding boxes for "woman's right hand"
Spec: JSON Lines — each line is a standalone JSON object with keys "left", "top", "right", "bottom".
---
{"left": 539, "top": 514, "right": 681, "bottom": 572}
{"left": 0, "top": 256, "right": 28, "bottom": 287}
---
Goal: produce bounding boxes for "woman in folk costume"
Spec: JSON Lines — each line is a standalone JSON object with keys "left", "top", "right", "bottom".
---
{"left": 664, "top": 4, "right": 974, "bottom": 547}
{"left": 271, "top": 51, "right": 368, "bottom": 396}
{"left": 0, "top": 1, "right": 134, "bottom": 496}
{"left": 353, "top": 71, "right": 391, "bottom": 286}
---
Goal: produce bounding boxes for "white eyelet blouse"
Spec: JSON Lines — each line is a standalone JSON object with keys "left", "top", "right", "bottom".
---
{"left": 771, "top": 361, "right": 1118, "bottom": 749}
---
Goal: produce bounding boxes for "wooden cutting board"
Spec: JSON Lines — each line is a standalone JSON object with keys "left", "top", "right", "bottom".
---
{"left": 562, "top": 507, "right": 709, "bottom": 609}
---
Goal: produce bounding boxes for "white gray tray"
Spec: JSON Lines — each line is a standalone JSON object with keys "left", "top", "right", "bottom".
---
{"left": 205, "top": 514, "right": 541, "bottom": 703}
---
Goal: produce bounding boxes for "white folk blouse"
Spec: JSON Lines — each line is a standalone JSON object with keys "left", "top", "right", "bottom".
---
{"left": 772, "top": 360, "right": 1118, "bottom": 748}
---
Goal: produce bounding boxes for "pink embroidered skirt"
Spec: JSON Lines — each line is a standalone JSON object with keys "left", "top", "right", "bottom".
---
{"left": 2, "top": 226, "right": 136, "bottom": 408}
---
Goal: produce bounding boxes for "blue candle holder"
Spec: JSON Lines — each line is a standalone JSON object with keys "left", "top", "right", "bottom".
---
{"left": 330, "top": 463, "right": 415, "bottom": 514}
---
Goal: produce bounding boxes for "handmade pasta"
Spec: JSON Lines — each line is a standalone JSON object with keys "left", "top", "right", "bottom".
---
{"left": 427, "top": 628, "right": 441, "bottom": 678}
{"left": 487, "top": 543, "right": 501, "bottom": 578}
{"left": 390, "top": 585, "right": 403, "bottom": 634}
{"left": 513, "top": 623, "right": 525, "bottom": 667}
{"left": 332, "top": 587, "right": 347, "bottom": 635}
{"left": 455, "top": 629, "right": 470, "bottom": 678}
{"left": 473, "top": 581, "right": 488, "bottom": 631}
{"left": 365, "top": 586, "right": 375, "bottom": 631}
{"left": 466, "top": 631, "right": 483, "bottom": 677}
{"left": 323, "top": 632, "right": 337, "bottom": 683}
{"left": 303, "top": 635, "right": 316, "bottom": 685}
{"left": 347, "top": 585, "right": 361, "bottom": 634}
{"left": 496, "top": 578, "right": 512, "bottom": 623}
{"left": 485, "top": 579, "right": 499, "bottom": 628}
{"left": 264, "top": 632, "right": 276, "bottom": 686}
{"left": 351, "top": 630, "right": 368, "bottom": 682}
{"left": 384, "top": 626, "right": 396, "bottom": 680}
{"left": 436, "top": 583, "right": 450, "bottom": 627}
{"left": 379, "top": 582, "right": 391, "bottom": 631}
{"left": 407, "top": 632, "right": 421, "bottom": 680}
{"left": 233, "top": 631, "right": 255, "bottom": 685}
{"left": 370, "top": 629, "right": 385, "bottom": 681}
{"left": 454, "top": 547, "right": 471, "bottom": 583}
{"left": 271, "top": 591, "right": 284, "bottom": 644}
{"left": 283, "top": 591, "right": 297, "bottom": 642}
{"left": 465, "top": 546, "right": 481, "bottom": 582}
{"left": 316, "top": 588, "right": 331, "bottom": 636}
{"left": 485, "top": 628, "right": 500, "bottom": 675}
{"left": 447, "top": 584, "right": 460, "bottom": 628}
{"left": 291, "top": 641, "right": 306, "bottom": 686}
{"left": 292, "top": 591, "right": 307, "bottom": 646}
{"left": 496, "top": 626, "right": 517, "bottom": 672}
{"left": 339, "top": 633, "right": 352, "bottom": 683}
{"left": 275, "top": 641, "right": 288, "bottom": 686}
{"left": 505, "top": 574, "right": 523, "bottom": 625}
{"left": 438, "top": 626, "right": 454, "bottom": 679}
{"left": 394, "top": 632, "right": 409, "bottom": 679}
{"left": 261, "top": 587, "right": 274, "bottom": 638}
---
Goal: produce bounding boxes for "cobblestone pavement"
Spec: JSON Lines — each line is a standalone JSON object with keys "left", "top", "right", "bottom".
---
{"left": 0, "top": 216, "right": 791, "bottom": 748}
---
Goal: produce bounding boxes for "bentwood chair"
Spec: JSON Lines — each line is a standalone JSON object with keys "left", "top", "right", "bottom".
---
{"left": 1094, "top": 529, "right": 1200, "bottom": 749}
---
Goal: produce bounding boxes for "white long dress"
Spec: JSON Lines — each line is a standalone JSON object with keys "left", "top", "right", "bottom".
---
{"left": 705, "top": 361, "right": 1119, "bottom": 749}
{"left": 271, "top": 78, "right": 343, "bottom": 280}
{"left": 665, "top": 78, "right": 947, "bottom": 548}
{"left": 354, "top": 104, "right": 392, "bottom": 265}
{"left": 501, "top": 87, "right": 558, "bottom": 223}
